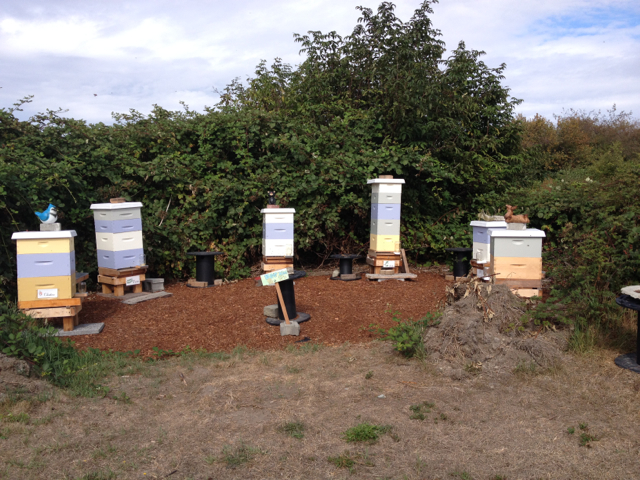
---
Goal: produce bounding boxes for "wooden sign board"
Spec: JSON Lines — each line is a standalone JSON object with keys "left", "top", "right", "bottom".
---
{"left": 260, "top": 269, "right": 290, "bottom": 286}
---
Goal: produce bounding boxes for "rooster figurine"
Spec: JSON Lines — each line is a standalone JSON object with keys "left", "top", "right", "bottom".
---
{"left": 35, "top": 204, "right": 58, "bottom": 224}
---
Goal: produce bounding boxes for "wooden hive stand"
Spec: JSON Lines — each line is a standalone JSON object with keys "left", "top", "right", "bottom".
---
{"left": 261, "top": 256, "right": 294, "bottom": 274}
{"left": 98, "top": 265, "right": 147, "bottom": 297}
{"left": 18, "top": 272, "right": 89, "bottom": 332}
{"left": 366, "top": 249, "right": 402, "bottom": 274}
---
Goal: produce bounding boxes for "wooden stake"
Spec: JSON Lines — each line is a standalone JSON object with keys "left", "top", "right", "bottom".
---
{"left": 401, "top": 249, "right": 410, "bottom": 274}
{"left": 274, "top": 283, "right": 290, "bottom": 325}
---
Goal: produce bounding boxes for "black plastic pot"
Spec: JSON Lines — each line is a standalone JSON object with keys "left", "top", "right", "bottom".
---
{"left": 445, "top": 247, "right": 473, "bottom": 277}
{"left": 329, "top": 254, "right": 362, "bottom": 281}
{"left": 186, "top": 251, "right": 223, "bottom": 287}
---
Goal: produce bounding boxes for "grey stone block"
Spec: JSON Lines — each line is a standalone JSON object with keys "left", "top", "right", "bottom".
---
{"left": 121, "top": 291, "right": 172, "bottom": 305}
{"left": 55, "top": 323, "right": 105, "bottom": 337}
{"left": 39, "top": 223, "right": 62, "bottom": 231}
{"left": 143, "top": 278, "right": 165, "bottom": 292}
{"left": 280, "top": 321, "right": 300, "bottom": 336}
{"left": 263, "top": 304, "right": 279, "bottom": 317}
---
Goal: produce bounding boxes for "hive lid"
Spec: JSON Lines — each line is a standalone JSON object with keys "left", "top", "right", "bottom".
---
{"left": 470, "top": 221, "right": 508, "bottom": 228}
{"left": 489, "top": 228, "right": 546, "bottom": 238}
{"left": 367, "top": 178, "right": 405, "bottom": 184}
{"left": 90, "top": 202, "right": 143, "bottom": 210}
{"left": 11, "top": 230, "right": 77, "bottom": 240}
{"left": 260, "top": 208, "right": 296, "bottom": 214}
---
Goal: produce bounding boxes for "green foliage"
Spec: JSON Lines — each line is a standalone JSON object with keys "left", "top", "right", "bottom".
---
{"left": 220, "top": 442, "right": 264, "bottom": 468}
{"left": 409, "top": 401, "right": 435, "bottom": 420}
{"left": 0, "top": 3, "right": 526, "bottom": 299}
{"left": 511, "top": 149, "right": 640, "bottom": 348}
{"left": 342, "top": 423, "right": 392, "bottom": 443}
{"left": 278, "top": 421, "right": 305, "bottom": 439}
{"left": 372, "top": 310, "right": 440, "bottom": 358}
{"left": 327, "top": 452, "right": 356, "bottom": 473}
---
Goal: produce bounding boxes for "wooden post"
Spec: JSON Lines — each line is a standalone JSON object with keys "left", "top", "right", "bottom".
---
{"left": 274, "top": 283, "right": 290, "bottom": 325}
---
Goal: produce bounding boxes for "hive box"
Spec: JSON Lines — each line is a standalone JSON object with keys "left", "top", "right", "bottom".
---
{"left": 367, "top": 178, "right": 404, "bottom": 253}
{"left": 12, "top": 231, "right": 77, "bottom": 303}
{"left": 488, "top": 228, "right": 545, "bottom": 288}
{"left": 470, "top": 220, "right": 508, "bottom": 264}
{"left": 261, "top": 208, "right": 295, "bottom": 258}
{"left": 90, "top": 202, "right": 144, "bottom": 270}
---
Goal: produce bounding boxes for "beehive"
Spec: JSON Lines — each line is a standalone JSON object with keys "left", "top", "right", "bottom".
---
{"left": 469, "top": 220, "right": 508, "bottom": 265}
{"left": 12, "top": 231, "right": 77, "bottom": 302}
{"left": 90, "top": 202, "right": 144, "bottom": 270}
{"left": 488, "top": 228, "right": 545, "bottom": 292}
{"left": 261, "top": 208, "right": 295, "bottom": 265}
{"left": 368, "top": 178, "right": 404, "bottom": 253}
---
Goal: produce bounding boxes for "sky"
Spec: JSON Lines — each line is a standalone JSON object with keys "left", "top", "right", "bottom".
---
{"left": 1, "top": 0, "right": 639, "bottom": 124}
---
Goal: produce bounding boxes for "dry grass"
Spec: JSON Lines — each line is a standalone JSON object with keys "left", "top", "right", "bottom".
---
{"left": 1, "top": 342, "right": 639, "bottom": 479}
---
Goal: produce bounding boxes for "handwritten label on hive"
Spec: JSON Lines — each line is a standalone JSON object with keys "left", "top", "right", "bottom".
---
{"left": 260, "top": 269, "right": 290, "bottom": 286}
{"left": 125, "top": 275, "right": 141, "bottom": 286}
{"left": 37, "top": 288, "right": 58, "bottom": 299}
{"left": 383, "top": 260, "right": 395, "bottom": 268}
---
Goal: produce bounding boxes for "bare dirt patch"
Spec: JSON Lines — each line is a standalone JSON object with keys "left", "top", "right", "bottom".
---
{"left": 1, "top": 343, "right": 639, "bottom": 479}
{"left": 72, "top": 271, "right": 446, "bottom": 355}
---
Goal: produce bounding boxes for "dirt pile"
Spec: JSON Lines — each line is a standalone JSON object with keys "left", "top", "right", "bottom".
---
{"left": 0, "top": 353, "right": 53, "bottom": 401}
{"left": 424, "top": 280, "right": 568, "bottom": 378}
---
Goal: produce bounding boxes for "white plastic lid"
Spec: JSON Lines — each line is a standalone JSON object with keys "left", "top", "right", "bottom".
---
{"left": 367, "top": 178, "right": 405, "bottom": 184}
{"left": 261, "top": 208, "right": 296, "bottom": 214}
{"left": 470, "top": 221, "right": 508, "bottom": 228}
{"left": 489, "top": 228, "right": 546, "bottom": 238}
{"left": 90, "top": 202, "right": 143, "bottom": 210}
{"left": 12, "top": 230, "right": 77, "bottom": 240}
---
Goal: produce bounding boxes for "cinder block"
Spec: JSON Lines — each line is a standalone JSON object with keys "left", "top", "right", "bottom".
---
{"left": 264, "top": 304, "right": 279, "bottom": 317}
{"left": 39, "top": 223, "right": 62, "bottom": 231}
{"left": 280, "top": 321, "right": 300, "bottom": 336}
{"left": 143, "top": 278, "right": 164, "bottom": 292}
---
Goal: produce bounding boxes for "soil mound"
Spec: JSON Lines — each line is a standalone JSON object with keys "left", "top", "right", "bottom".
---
{"left": 0, "top": 353, "right": 53, "bottom": 401}
{"left": 424, "top": 280, "right": 568, "bottom": 378}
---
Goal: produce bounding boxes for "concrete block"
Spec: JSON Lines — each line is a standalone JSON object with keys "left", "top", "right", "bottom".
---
{"left": 264, "top": 304, "right": 279, "bottom": 317}
{"left": 280, "top": 321, "right": 300, "bottom": 336}
{"left": 39, "top": 223, "right": 62, "bottom": 231}
{"left": 143, "top": 278, "right": 164, "bottom": 292}
{"left": 55, "top": 322, "right": 104, "bottom": 336}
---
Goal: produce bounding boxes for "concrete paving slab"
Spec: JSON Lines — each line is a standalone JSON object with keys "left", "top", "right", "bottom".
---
{"left": 121, "top": 291, "right": 172, "bottom": 305}
{"left": 54, "top": 323, "right": 104, "bottom": 337}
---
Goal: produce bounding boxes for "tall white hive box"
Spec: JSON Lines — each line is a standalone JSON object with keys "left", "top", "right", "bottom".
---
{"left": 90, "top": 202, "right": 144, "bottom": 270}
{"left": 12, "top": 230, "right": 77, "bottom": 302}
{"left": 488, "top": 228, "right": 545, "bottom": 293}
{"left": 470, "top": 220, "right": 507, "bottom": 264}
{"left": 367, "top": 178, "right": 405, "bottom": 252}
{"left": 261, "top": 208, "right": 295, "bottom": 258}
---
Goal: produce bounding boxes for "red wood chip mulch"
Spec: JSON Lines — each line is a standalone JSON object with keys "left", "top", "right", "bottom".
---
{"left": 73, "top": 272, "right": 447, "bottom": 355}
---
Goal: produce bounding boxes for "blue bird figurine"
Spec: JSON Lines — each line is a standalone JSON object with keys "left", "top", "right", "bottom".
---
{"left": 35, "top": 204, "right": 58, "bottom": 224}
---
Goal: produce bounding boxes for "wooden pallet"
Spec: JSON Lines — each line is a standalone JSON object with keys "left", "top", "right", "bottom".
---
{"left": 98, "top": 272, "right": 146, "bottom": 296}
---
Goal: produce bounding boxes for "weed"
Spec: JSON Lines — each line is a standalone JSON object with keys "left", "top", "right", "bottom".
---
{"left": 513, "top": 360, "right": 539, "bottom": 375}
{"left": 111, "top": 392, "right": 132, "bottom": 404}
{"left": 464, "top": 362, "right": 482, "bottom": 375}
{"left": 1, "top": 412, "right": 30, "bottom": 424}
{"left": 409, "top": 401, "right": 435, "bottom": 420}
{"left": 205, "top": 455, "right": 216, "bottom": 465}
{"left": 579, "top": 422, "right": 588, "bottom": 430}
{"left": 365, "top": 371, "right": 374, "bottom": 379}
{"left": 579, "top": 432, "right": 598, "bottom": 447}
{"left": 278, "top": 421, "right": 305, "bottom": 439}
{"left": 75, "top": 469, "right": 117, "bottom": 480}
{"left": 371, "top": 310, "right": 441, "bottom": 359}
{"left": 285, "top": 366, "right": 302, "bottom": 374}
{"left": 221, "top": 441, "right": 264, "bottom": 468}
{"left": 567, "top": 426, "right": 575, "bottom": 434}
{"left": 450, "top": 471, "right": 473, "bottom": 480}
{"left": 491, "top": 476, "right": 507, "bottom": 480}
{"left": 328, "top": 452, "right": 356, "bottom": 473}
{"left": 92, "top": 445, "right": 117, "bottom": 459}
{"left": 285, "top": 342, "right": 323, "bottom": 355}
{"left": 342, "top": 423, "right": 392, "bottom": 443}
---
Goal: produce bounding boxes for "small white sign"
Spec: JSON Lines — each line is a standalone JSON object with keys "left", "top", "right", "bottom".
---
{"left": 260, "top": 269, "right": 290, "bottom": 286}
{"left": 37, "top": 288, "right": 58, "bottom": 299}
{"left": 383, "top": 260, "right": 395, "bottom": 268}
{"left": 125, "top": 275, "right": 141, "bottom": 286}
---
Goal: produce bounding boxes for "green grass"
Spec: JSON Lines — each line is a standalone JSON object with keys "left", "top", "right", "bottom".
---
{"left": 365, "top": 371, "right": 374, "bottom": 379}
{"left": 409, "top": 401, "right": 435, "bottom": 420}
{"left": 74, "top": 469, "right": 117, "bottom": 480}
{"left": 450, "top": 471, "right": 473, "bottom": 480}
{"left": 342, "top": 423, "right": 392, "bottom": 443}
{"left": 328, "top": 452, "right": 356, "bottom": 473}
{"left": 285, "top": 342, "right": 323, "bottom": 355}
{"left": 278, "top": 421, "right": 305, "bottom": 439}
{"left": 221, "top": 442, "right": 264, "bottom": 468}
